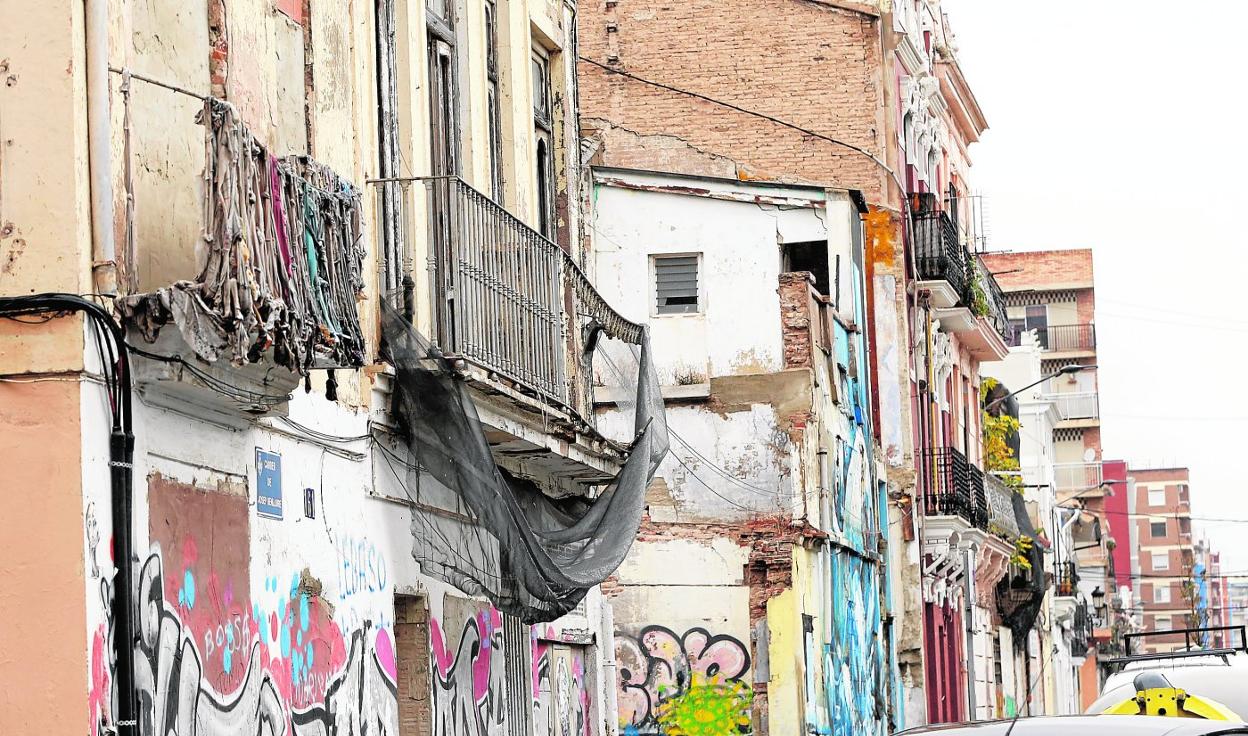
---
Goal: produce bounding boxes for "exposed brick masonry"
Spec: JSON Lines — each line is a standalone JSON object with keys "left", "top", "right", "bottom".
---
{"left": 578, "top": 0, "right": 888, "bottom": 202}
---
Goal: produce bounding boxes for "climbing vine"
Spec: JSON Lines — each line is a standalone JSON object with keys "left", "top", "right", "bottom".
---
{"left": 1010, "top": 535, "right": 1035, "bottom": 569}
{"left": 981, "top": 378, "right": 1022, "bottom": 490}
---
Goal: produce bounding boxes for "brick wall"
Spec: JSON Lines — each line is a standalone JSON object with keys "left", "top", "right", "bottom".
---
{"left": 981, "top": 249, "right": 1094, "bottom": 292}
{"left": 779, "top": 272, "right": 816, "bottom": 370}
{"left": 578, "top": 0, "right": 888, "bottom": 203}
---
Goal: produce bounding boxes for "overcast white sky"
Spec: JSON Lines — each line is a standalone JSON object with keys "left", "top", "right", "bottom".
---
{"left": 942, "top": 0, "right": 1248, "bottom": 574}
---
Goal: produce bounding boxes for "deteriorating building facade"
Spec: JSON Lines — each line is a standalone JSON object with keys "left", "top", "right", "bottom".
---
{"left": 590, "top": 169, "right": 892, "bottom": 736}
{"left": 0, "top": 2, "right": 661, "bottom": 736}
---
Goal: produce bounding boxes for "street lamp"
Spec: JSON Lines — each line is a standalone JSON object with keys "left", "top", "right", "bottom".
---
{"left": 985, "top": 364, "right": 1098, "bottom": 412}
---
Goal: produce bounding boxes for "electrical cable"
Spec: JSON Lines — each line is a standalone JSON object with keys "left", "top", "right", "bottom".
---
{"left": 579, "top": 56, "right": 895, "bottom": 177}
{"left": 0, "top": 293, "right": 138, "bottom": 736}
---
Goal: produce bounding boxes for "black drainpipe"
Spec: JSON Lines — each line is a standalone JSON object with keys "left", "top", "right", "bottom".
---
{"left": 0, "top": 294, "right": 137, "bottom": 735}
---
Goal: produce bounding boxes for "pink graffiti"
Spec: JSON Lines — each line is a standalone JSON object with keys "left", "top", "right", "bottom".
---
{"left": 376, "top": 628, "right": 398, "bottom": 682}
{"left": 89, "top": 624, "right": 111, "bottom": 732}
{"left": 614, "top": 626, "right": 751, "bottom": 729}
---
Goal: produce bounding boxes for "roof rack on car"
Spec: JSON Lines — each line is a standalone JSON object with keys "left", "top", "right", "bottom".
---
{"left": 1104, "top": 625, "right": 1248, "bottom": 671}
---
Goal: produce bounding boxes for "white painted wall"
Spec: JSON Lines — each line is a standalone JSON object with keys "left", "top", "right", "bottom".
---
{"left": 81, "top": 380, "right": 616, "bottom": 736}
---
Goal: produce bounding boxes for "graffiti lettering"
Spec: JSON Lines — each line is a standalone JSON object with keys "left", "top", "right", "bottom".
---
{"left": 336, "top": 534, "right": 388, "bottom": 598}
{"left": 431, "top": 609, "right": 507, "bottom": 736}
{"left": 90, "top": 549, "right": 398, "bottom": 736}
{"left": 614, "top": 626, "right": 752, "bottom": 736}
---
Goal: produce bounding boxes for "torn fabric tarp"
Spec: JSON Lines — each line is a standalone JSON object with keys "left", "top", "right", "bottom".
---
{"left": 119, "top": 98, "right": 365, "bottom": 372}
{"left": 381, "top": 299, "right": 668, "bottom": 622}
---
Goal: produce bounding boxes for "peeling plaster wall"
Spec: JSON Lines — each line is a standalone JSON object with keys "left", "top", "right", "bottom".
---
{"left": 77, "top": 386, "right": 613, "bottom": 736}
{"left": 591, "top": 173, "right": 895, "bottom": 735}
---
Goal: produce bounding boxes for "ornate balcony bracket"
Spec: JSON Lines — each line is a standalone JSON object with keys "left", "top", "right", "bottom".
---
{"left": 922, "top": 517, "right": 971, "bottom": 606}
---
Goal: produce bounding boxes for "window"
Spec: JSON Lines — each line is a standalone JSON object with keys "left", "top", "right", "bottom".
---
{"left": 427, "top": 1, "right": 457, "bottom": 178}
{"left": 1024, "top": 305, "right": 1049, "bottom": 347}
{"left": 1154, "top": 584, "right": 1171, "bottom": 604}
{"left": 1152, "top": 551, "right": 1170, "bottom": 571}
{"left": 375, "top": 0, "right": 405, "bottom": 293}
{"left": 782, "top": 241, "right": 830, "bottom": 297}
{"left": 485, "top": 0, "right": 503, "bottom": 202}
{"left": 1155, "top": 615, "right": 1172, "bottom": 632}
{"left": 1150, "top": 521, "right": 1168, "bottom": 538}
{"left": 531, "top": 48, "right": 555, "bottom": 239}
{"left": 653, "top": 255, "right": 699, "bottom": 314}
{"left": 1148, "top": 487, "right": 1166, "bottom": 507}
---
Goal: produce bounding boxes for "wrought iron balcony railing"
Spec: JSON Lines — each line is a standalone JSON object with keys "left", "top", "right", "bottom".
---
{"left": 912, "top": 210, "right": 968, "bottom": 297}
{"left": 372, "top": 175, "right": 642, "bottom": 415}
{"left": 973, "top": 258, "right": 1014, "bottom": 343}
{"left": 919, "top": 446, "right": 988, "bottom": 530}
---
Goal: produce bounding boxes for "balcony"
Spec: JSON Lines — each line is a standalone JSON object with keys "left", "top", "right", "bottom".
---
{"left": 1056, "top": 561, "right": 1080, "bottom": 597}
{"left": 1011, "top": 323, "right": 1096, "bottom": 353}
{"left": 371, "top": 175, "right": 646, "bottom": 481}
{"left": 912, "top": 209, "right": 967, "bottom": 308}
{"left": 1053, "top": 461, "right": 1103, "bottom": 494}
{"left": 118, "top": 98, "right": 367, "bottom": 423}
{"left": 919, "top": 446, "right": 988, "bottom": 531}
{"left": 1045, "top": 391, "right": 1100, "bottom": 422}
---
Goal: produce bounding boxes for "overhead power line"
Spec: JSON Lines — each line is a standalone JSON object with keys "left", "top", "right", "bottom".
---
{"left": 578, "top": 56, "right": 897, "bottom": 179}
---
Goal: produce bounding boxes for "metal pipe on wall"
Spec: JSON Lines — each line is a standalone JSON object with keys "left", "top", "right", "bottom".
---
{"left": 86, "top": 0, "right": 118, "bottom": 295}
{"left": 963, "top": 545, "right": 978, "bottom": 719}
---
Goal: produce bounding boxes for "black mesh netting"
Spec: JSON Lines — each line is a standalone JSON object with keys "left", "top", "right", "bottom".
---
{"left": 381, "top": 299, "right": 668, "bottom": 622}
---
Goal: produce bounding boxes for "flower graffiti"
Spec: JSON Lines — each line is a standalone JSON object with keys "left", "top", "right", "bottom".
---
{"left": 614, "top": 626, "right": 752, "bottom": 736}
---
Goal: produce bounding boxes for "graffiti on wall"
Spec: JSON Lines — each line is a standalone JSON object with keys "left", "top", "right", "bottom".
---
{"left": 532, "top": 632, "right": 591, "bottom": 736}
{"left": 825, "top": 553, "right": 884, "bottom": 736}
{"left": 430, "top": 606, "right": 507, "bottom": 736}
{"left": 615, "top": 626, "right": 752, "bottom": 736}
{"left": 89, "top": 549, "right": 398, "bottom": 735}
{"left": 85, "top": 475, "right": 399, "bottom": 735}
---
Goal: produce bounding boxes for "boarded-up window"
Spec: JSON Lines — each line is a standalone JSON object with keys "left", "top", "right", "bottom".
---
{"left": 654, "top": 255, "right": 699, "bottom": 314}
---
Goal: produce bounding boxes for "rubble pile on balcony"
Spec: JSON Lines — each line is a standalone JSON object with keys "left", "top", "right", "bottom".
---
{"left": 120, "top": 98, "right": 366, "bottom": 373}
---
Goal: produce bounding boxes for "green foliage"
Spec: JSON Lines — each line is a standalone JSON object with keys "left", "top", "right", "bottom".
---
{"left": 969, "top": 273, "right": 990, "bottom": 317}
{"left": 980, "top": 378, "right": 1023, "bottom": 491}
{"left": 1010, "top": 535, "right": 1035, "bottom": 569}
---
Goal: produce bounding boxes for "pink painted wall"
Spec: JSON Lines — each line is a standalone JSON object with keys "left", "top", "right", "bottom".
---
{"left": 1102, "top": 459, "right": 1131, "bottom": 592}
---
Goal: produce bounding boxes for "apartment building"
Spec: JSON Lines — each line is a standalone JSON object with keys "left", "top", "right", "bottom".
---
{"left": 577, "top": 0, "right": 1029, "bottom": 729}
{"left": 0, "top": 2, "right": 657, "bottom": 735}
{"left": 1129, "top": 468, "right": 1196, "bottom": 653}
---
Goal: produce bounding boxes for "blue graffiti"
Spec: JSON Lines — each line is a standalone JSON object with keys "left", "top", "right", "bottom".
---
{"left": 336, "top": 534, "right": 388, "bottom": 598}
{"left": 826, "top": 553, "right": 885, "bottom": 736}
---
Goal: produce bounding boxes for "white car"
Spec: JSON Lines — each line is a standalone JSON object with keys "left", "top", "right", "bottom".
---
{"left": 1087, "top": 627, "right": 1248, "bottom": 720}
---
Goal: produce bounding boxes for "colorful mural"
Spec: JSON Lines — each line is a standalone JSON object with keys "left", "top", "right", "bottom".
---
{"left": 826, "top": 553, "right": 885, "bottom": 736}
{"left": 429, "top": 605, "right": 507, "bottom": 736}
{"left": 615, "top": 626, "right": 752, "bottom": 736}
{"left": 87, "top": 475, "right": 399, "bottom": 735}
{"left": 89, "top": 550, "right": 398, "bottom": 736}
